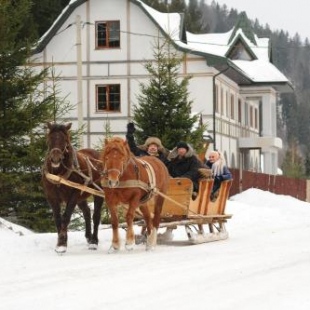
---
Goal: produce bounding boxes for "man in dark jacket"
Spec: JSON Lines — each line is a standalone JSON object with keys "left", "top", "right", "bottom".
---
{"left": 166, "top": 141, "right": 202, "bottom": 193}
{"left": 125, "top": 123, "right": 169, "bottom": 164}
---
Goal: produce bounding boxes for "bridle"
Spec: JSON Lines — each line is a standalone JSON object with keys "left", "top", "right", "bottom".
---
{"left": 102, "top": 148, "right": 131, "bottom": 180}
{"left": 48, "top": 145, "right": 69, "bottom": 163}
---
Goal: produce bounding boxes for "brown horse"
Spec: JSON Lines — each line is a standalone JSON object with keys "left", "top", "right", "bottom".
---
{"left": 100, "top": 137, "right": 169, "bottom": 252}
{"left": 42, "top": 122, "right": 104, "bottom": 253}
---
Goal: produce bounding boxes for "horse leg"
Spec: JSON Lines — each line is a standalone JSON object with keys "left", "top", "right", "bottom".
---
{"left": 56, "top": 200, "right": 77, "bottom": 253}
{"left": 108, "top": 205, "right": 121, "bottom": 253}
{"left": 139, "top": 204, "right": 156, "bottom": 250}
{"left": 77, "top": 200, "right": 92, "bottom": 243}
{"left": 51, "top": 203, "right": 63, "bottom": 250}
{"left": 49, "top": 198, "right": 67, "bottom": 252}
{"left": 89, "top": 196, "right": 104, "bottom": 250}
{"left": 152, "top": 195, "right": 164, "bottom": 230}
{"left": 125, "top": 204, "right": 138, "bottom": 251}
{"left": 146, "top": 196, "right": 165, "bottom": 251}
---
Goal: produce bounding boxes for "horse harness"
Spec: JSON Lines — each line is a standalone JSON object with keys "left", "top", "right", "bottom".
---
{"left": 43, "top": 147, "right": 103, "bottom": 192}
{"left": 101, "top": 157, "right": 158, "bottom": 204}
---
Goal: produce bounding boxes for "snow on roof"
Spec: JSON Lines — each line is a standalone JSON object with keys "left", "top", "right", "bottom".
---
{"left": 232, "top": 59, "right": 288, "bottom": 82}
{"left": 138, "top": 0, "right": 289, "bottom": 84}
{"left": 138, "top": 0, "right": 182, "bottom": 41}
{"left": 184, "top": 31, "right": 232, "bottom": 56}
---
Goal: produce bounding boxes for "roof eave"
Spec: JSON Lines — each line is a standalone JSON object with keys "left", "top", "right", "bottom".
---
{"left": 33, "top": 0, "right": 88, "bottom": 54}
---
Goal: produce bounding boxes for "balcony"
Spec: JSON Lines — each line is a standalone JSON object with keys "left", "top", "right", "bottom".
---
{"left": 238, "top": 136, "right": 282, "bottom": 150}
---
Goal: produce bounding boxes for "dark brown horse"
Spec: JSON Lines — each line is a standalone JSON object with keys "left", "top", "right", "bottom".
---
{"left": 100, "top": 137, "right": 169, "bottom": 252}
{"left": 42, "top": 122, "right": 104, "bottom": 253}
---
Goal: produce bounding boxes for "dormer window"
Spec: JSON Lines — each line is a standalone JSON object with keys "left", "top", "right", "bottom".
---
{"left": 228, "top": 41, "right": 253, "bottom": 60}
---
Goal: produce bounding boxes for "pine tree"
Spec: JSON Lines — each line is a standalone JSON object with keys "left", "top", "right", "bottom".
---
{"left": 281, "top": 140, "right": 304, "bottom": 178}
{"left": 31, "top": 0, "right": 71, "bottom": 37}
{"left": 0, "top": 0, "right": 71, "bottom": 231}
{"left": 133, "top": 38, "right": 205, "bottom": 151}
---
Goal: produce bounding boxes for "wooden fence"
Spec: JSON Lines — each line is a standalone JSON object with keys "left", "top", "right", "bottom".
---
{"left": 229, "top": 168, "right": 309, "bottom": 202}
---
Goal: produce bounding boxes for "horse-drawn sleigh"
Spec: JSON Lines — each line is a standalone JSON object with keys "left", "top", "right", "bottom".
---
{"left": 43, "top": 122, "right": 233, "bottom": 253}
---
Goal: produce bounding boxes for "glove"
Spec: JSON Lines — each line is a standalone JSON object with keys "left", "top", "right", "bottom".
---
{"left": 214, "top": 175, "right": 223, "bottom": 182}
{"left": 127, "top": 122, "right": 136, "bottom": 134}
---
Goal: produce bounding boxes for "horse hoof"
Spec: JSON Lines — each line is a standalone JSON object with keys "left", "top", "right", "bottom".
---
{"left": 108, "top": 246, "right": 119, "bottom": 254}
{"left": 55, "top": 246, "right": 67, "bottom": 254}
{"left": 125, "top": 243, "right": 135, "bottom": 251}
{"left": 88, "top": 243, "right": 98, "bottom": 250}
{"left": 145, "top": 244, "right": 155, "bottom": 252}
{"left": 135, "top": 234, "right": 147, "bottom": 245}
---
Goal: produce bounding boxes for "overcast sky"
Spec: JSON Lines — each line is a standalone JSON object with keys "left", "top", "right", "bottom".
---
{"left": 215, "top": 0, "right": 310, "bottom": 41}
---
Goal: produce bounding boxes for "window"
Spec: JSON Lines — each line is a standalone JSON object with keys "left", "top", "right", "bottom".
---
{"left": 215, "top": 85, "right": 219, "bottom": 113}
{"left": 230, "top": 94, "right": 235, "bottom": 119}
{"left": 254, "top": 108, "right": 258, "bottom": 129}
{"left": 244, "top": 102, "right": 248, "bottom": 126}
{"left": 250, "top": 106, "right": 253, "bottom": 127}
{"left": 96, "top": 84, "right": 120, "bottom": 112}
{"left": 228, "top": 41, "right": 253, "bottom": 61}
{"left": 220, "top": 88, "right": 224, "bottom": 115}
{"left": 96, "top": 21, "right": 120, "bottom": 48}
{"left": 238, "top": 99, "right": 242, "bottom": 123}
{"left": 225, "top": 91, "right": 229, "bottom": 116}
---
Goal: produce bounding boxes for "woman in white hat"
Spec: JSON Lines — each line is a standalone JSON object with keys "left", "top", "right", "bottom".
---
{"left": 205, "top": 150, "right": 232, "bottom": 201}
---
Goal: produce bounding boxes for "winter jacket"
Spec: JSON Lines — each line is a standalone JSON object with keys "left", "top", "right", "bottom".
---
{"left": 166, "top": 146, "right": 203, "bottom": 192}
{"left": 205, "top": 159, "right": 232, "bottom": 194}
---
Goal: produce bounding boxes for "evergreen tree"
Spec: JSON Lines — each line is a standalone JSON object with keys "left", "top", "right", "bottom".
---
{"left": 31, "top": 0, "right": 71, "bottom": 37}
{"left": 170, "top": 0, "right": 186, "bottom": 13}
{"left": 0, "top": 0, "right": 71, "bottom": 231}
{"left": 133, "top": 38, "right": 205, "bottom": 151}
{"left": 304, "top": 152, "right": 310, "bottom": 178}
{"left": 142, "top": 0, "right": 167, "bottom": 12}
{"left": 186, "top": 0, "right": 202, "bottom": 33}
{"left": 281, "top": 140, "right": 304, "bottom": 178}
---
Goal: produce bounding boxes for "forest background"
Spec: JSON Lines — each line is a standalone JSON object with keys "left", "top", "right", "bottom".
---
{"left": 1, "top": 0, "right": 309, "bottom": 229}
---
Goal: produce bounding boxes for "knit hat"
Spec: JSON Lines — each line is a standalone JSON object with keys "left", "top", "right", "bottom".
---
{"left": 176, "top": 141, "right": 189, "bottom": 151}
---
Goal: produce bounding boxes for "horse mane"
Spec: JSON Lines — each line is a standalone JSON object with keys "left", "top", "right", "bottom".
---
{"left": 47, "top": 122, "right": 72, "bottom": 144}
{"left": 103, "top": 137, "right": 132, "bottom": 158}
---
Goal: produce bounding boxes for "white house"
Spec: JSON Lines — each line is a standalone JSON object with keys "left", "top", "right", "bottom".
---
{"left": 31, "top": 0, "right": 293, "bottom": 174}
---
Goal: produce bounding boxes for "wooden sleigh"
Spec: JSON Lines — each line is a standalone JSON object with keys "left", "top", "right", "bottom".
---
{"left": 45, "top": 173, "right": 233, "bottom": 245}
{"left": 137, "top": 177, "right": 233, "bottom": 245}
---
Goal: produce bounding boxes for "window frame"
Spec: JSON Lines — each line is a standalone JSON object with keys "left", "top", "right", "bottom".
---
{"left": 230, "top": 94, "right": 235, "bottom": 119}
{"left": 96, "top": 84, "right": 121, "bottom": 112}
{"left": 96, "top": 20, "right": 120, "bottom": 49}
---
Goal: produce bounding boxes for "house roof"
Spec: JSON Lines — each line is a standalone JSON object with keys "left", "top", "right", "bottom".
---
{"left": 34, "top": 0, "right": 88, "bottom": 53}
{"left": 137, "top": 1, "right": 293, "bottom": 92}
{"left": 33, "top": 0, "right": 293, "bottom": 92}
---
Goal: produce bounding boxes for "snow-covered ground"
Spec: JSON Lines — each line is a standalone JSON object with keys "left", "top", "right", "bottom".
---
{"left": 1, "top": 188, "right": 310, "bottom": 310}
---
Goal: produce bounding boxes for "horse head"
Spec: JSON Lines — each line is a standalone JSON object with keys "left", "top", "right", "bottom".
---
{"left": 46, "top": 122, "right": 72, "bottom": 169}
{"left": 102, "top": 137, "right": 131, "bottom": 188}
